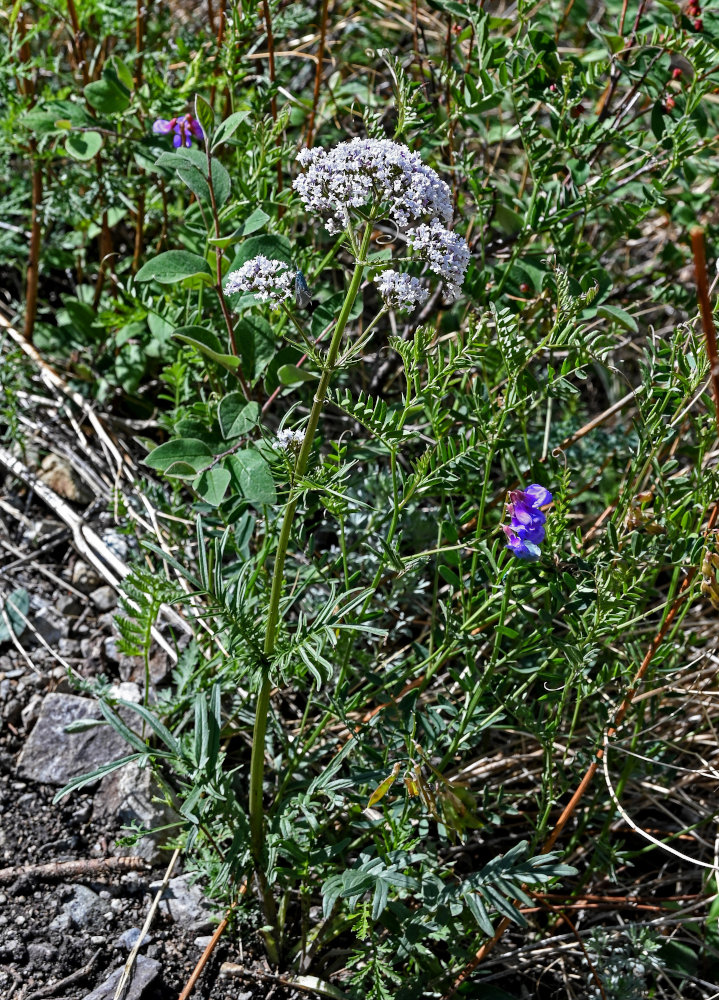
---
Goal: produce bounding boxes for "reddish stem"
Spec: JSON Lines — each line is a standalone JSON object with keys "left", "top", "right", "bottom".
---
{"left": 306, "top": 0, "right": 330, "bottom": 147}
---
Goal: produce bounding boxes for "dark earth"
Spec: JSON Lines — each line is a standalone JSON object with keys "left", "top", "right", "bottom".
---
{"left": 0, "top": 484, "right": 294, "bottom": 1000}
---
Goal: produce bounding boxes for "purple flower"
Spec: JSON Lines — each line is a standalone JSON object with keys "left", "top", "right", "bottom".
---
{"left": 152, "top": 113, "right": 204, "bottom": 148}
{"left": 503, "top": 484, "right": 552, "bottom": 561}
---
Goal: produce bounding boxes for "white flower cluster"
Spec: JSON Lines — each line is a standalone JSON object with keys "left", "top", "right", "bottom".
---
{"left": 374, "top": 270, "right": 429, "bottom": 313}
{"left": 224, "top": 255, "right": 294, "bottom": 308}
{"left": 294, "top": 138, "right": 453, "bottom": 235}
{"left": 294, "top": 138, "right": 470, "bottom": 305}
{"left": 406, "top": 222, "right": 470, "bottom": 287}
{"left": 276, "top": 428, "right": 305, "bottom": 451}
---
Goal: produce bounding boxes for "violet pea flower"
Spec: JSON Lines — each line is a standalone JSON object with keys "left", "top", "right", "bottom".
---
{"left": 503, "top": 484, "right": 552, "bottom": 561}
{"left": 152, "top": 113, "right": 204, "bottom": 148}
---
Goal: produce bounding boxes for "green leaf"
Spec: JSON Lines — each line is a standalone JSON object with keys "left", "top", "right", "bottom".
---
{"left": 235, "top": 313, "right": 276, "bottom": 381}
{"left": 218, "top": 394, "right": 260, "bottom": 438}
{"left": 651, "top": 101, "right": 666, "bottom": 140}
{"left": 135, "top": 250, "right": 213, "bottom": 286}
{"left": 210, "top": 158, "right": 231, "bottom": 207}
{"left": 173, "top": 326, "right": 241, "bottom": 373}
{"left": 194, "top": 93, "right": 214, "bottom": 141}
{"left": 144, "top": 438, "right": 213, "bottom": 477}
{"left": 277, "top": 364, "right": 319, "bottom": 386}
{"left": 53, "top": 753, "right": 144, "bottom": 802}
{"left": 240, "top": 208, "right": 270, "bottom": 236}
{"left": 597, "top": 304, "right": 638, "bottom": 333}
{"left": 109, "top": 55, "right": 134, "bottom": 92}
{"left": 84, "top": 76, "right": 130, "bottom": 114}
{"left": 211, "top": 109, "right": 251, "bottom": 150}
{"left": 64, "top": 130, "right": 103, "bottom": 161}
{"left": 0, "top": 588, "right": 29, "bottom": 642}
{"left": 193, "top": 466, "right": 231, "bottom": 506}
{"left": 155, "top": 152, "right": 211, "bottom": 202}
{"left": 227, "top": 448, "right": 276, "bottom": 505}
{"left": 228, "top": 234, "right": 293, "bottom": 272}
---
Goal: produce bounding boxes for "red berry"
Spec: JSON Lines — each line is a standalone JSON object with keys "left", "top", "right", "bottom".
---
{"left": 569, "top": 103, "right": 585, "bottom": 119}
{"left": 665, "top": 96, "right": 676, "bottom": 110}
{"left": 519, "top": 283, "right": 530, "bottom": 293}
{"left": 694, "top": 17, "right": 704, "bottom": 28}
{"left": 672, "top": 67, "right": 683, "bottom": 80}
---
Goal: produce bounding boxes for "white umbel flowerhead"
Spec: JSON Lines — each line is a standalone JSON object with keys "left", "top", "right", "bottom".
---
{"left": 294, "top": 138, "right": 453, "bottom": 235}
{"left": 224, "top": 255, "right": 294, "bottom": 308}
{"left": 406, "top": 222, "right": 470, "bottom": 286}
{"left": 276, "top": 428, "right": 305, "bottom": 451}
{"left": 374, "top": 270, "right": 429, "bottom": 313}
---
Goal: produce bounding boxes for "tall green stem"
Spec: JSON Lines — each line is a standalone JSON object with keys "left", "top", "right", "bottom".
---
{"left": 247, "top": 223, "right": 372, "bottom": 934}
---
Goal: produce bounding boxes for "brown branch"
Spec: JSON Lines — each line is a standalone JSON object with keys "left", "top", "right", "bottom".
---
{"left": 306, "top": 0, "right": 330, "bottom": 147}
{"left": 24, "top": 947, "right": 102, "bottom": 1000}
{"left": 262, "top": 0, "right": 284, "bottom": 214}
{"left": 691, "top": 227, "right": 719, "bottom": 437}
{"left": 0, "top": 855, "right": 147, "bottom": 886}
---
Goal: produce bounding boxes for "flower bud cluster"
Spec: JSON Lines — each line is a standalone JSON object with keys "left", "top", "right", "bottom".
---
{"left": 374, "top": 271, "right": 429, "bottom": 313}
{"left": 276, "top": 428, "right": 305, "bottom": 452}
{"left": 406, "top": 221, "right": 470, "bottom": 294}
{"left": 503, "top": 485, "right": 552, "bottom": 561}
{"left": 701, "top": 542, "right": 719, "bottom": 608}
{"left": 224, "top": 255, "right": 294, "bottom": 308}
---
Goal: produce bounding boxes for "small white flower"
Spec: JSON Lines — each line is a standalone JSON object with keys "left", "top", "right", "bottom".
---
{"left": 224, "top": 255, "right": 294, "bottom": 308}
{"left": 276, "top": 428, "right": 305, "bottom": 451}
{"left": 374, "top": 270, "right": 429, "bottom": 313}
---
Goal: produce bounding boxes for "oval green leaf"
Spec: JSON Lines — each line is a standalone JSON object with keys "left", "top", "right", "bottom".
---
{"left": 135, "top": 251, "right": 213, "bottom": 285}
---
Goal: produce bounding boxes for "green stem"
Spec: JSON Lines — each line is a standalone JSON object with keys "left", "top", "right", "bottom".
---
{"left": 247, "top": 221, "right": 372, "bottom": 937}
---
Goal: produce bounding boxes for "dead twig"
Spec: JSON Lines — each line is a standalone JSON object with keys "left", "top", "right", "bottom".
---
{"left": 0, "top": 855, "right": 147, "bottom": 887}
{"left": 114, "top": 847, "right": 181, "bottom": 1000}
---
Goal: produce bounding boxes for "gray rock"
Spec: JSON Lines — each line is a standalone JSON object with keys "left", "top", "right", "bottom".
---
{"left": 152, "top": 874, "right": 216, "bottom": 933}
{"left": 27, "top": 941, "right": 58, "bottom": 966}
{"left": 79, "top": 955, "right": 161, "bottom": 1000}
{"left": 3, "top": 698, "right": 21, "bottom": 725}
{"left": 56, "top": 593, "right": 83, "bottom": 616}
{"left": 71, "top": 560, "right": 101, "bottom": 593}
{"left": 94, "top": 763, "right": 177, "bottom": 864}
{"left": 21, "top": 691, "right": 43, "bottom": 730}
{"left": 50, "top": 884, "right": 99, "bottom": 930}
{"left": 101, "top": 530, "right": 129, "bottom": 562}
{"left": 30, "top": 607, "right": 64, "bottom": 645}
{"left": 17, "top": 693, "right": 126, "bottom": 786}
{"left": 117, "top": 927, "right": 147, "bottom": 951}
{"left": 90, "top": 586, "right": 117, "bottom": 612}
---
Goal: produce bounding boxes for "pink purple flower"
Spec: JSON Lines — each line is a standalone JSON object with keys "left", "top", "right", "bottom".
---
{"left": 152, "top": 113, "right": 204, "bottom": 148}
{"left": 503, "top": 485, "right": 552, "bottom": 560}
